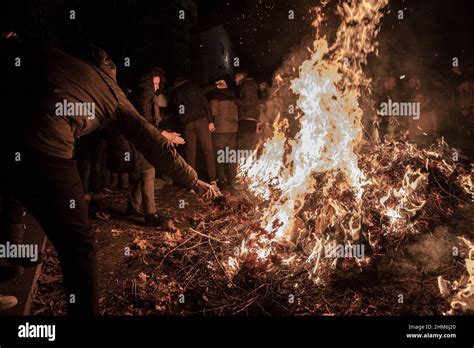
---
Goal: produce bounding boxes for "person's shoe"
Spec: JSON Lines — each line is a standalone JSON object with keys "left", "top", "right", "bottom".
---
{"left": 90, "top": 193, "right": 106, "bottom": 211}
{"left": 145, "top": 213, "right": 167, "bottom": 227}
{"left": 94, "top": 211, "right": 111, "bottom": 220}
{"left": 0, "top": 260, "right": 24, "bottom": 282}
{"left": 0, "top": 295, "right": 18, "bottom": 312}
{"left": 125, "top": 203, "right": 143, "bottom": 217}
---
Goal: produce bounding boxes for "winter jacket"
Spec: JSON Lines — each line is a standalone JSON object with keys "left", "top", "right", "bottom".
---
{"left": 0, "top": 41, "right": 197, "bottom": 189}
{"left": 169, "top": 80, "right": 213, "bottom": 125}
{"left": 235, "top": 78, "right": 260, "bottom": 122}
{"left": 210, "top": 89, "right": 238, "bottom": 133}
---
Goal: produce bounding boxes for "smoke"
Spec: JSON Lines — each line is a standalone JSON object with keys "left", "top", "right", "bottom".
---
{"left": 407, "top": 226, "right": 458, "bottom": 272}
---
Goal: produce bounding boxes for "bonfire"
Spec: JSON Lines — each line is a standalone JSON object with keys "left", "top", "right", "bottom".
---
{"left": 222, "top": 0, "right": 474, "bottom": 314}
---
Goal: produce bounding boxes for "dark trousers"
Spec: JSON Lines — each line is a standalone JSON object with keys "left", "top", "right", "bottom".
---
{"left": 1, "top": 194, "right": 24, "bottom": 225}
{"left": 237, "top": 120, "right": 257, "bottom": 151}
{"left": 0, "top": 194, "right": 25, "bottom": 244}
{"left": 184, "top": 117, "right": 216, "bottom": 181}
{"left": 1, "top": 150, "right": 97, "bottom": 316}
{"left": 129, "top": 168, "right": 156, "bottom": 215}
{"left": 213, "top": 132, "right": 237, "bottom": 185}
{"left": 77, "top": 135, "right": 107, "bottom": 193}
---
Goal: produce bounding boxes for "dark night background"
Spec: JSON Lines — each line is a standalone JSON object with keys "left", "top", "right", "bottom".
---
{"left": 3, "top": 0, "right": 474, "bottom": 86}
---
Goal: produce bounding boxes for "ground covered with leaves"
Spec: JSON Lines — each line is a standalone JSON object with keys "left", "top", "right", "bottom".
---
{"left": 32, "top": 172, "right": 474, "bottom": 316}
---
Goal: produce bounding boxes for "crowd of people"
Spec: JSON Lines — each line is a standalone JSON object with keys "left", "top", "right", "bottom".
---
{"left": 73, "top": 68, "right": 274, "bottom": 226}
{"left": 0, "top": 32, "right": 274, "bottom": 314}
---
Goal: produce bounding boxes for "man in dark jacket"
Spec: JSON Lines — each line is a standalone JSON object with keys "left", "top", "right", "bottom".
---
{"left": 169, "top": 78, "right": 217, "bottom": 185}
{"left": 234, "top": 71, "right": 260, "bottom": 151}
{"left": 0, "top": 36, "right": 215, "bottom": 316}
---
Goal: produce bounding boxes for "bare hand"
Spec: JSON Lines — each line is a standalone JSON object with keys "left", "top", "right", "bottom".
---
{"left": 208, "top": 123, "right": 216, "bottom": 133}
{"left": 162, "top": 130, "right": 185, "bottom": 145}
{"left": 192, "top": 180, "right": 219, "bottom": 200}
{"left": 215, "top": 80, "right": 227, "bottom": 89}
{"left": 2, "top": 31, "right": 17, "bottom": 39}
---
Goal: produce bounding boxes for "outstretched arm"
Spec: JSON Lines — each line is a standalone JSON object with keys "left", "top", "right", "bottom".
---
{"left": 114, "top": 97, "right": 197, "bottom": 189}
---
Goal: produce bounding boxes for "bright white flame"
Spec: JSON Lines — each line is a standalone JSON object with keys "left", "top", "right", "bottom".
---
{"left": 241, "top": 0, "right": 389, "bottom": 242}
